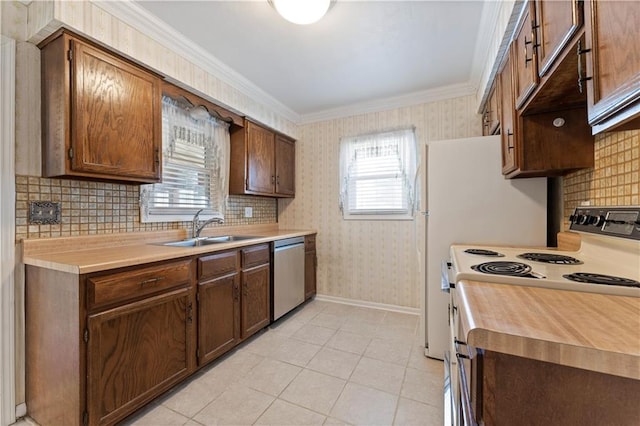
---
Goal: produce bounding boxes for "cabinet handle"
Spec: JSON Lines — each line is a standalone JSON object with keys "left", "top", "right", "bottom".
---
{"left": 271, "top": 175, "right": 275, "bottom": 184}
{"left": 139, "top": 276, "right": 165, "bottom": 286}
{"left": 576, "top": 40, "right": 593, "bottom": 94}
{"left": 154, "top": 148, "right": 160, "bottom": 166}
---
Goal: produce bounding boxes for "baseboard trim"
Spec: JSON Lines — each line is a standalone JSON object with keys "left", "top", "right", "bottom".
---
{"left": 15, "top": 403, "right": 26, "bottom": 418}
{"left": 314, "top": 294, "right": 420, "bottom": 315}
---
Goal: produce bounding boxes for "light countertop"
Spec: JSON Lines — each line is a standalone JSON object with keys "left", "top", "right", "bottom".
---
{"left": 22, "top": 225, "right": 316, "bottom": 274}
{"left": 456, "top": 280, "right": 640, "bottom": 380}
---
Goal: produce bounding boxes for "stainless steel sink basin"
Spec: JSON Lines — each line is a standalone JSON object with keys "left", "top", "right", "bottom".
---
{"left": 160, "top": 235, "right": 260, "bottom": 247}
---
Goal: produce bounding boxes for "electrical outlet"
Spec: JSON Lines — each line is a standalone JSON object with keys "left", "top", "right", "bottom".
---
{"left": 244, "top": 207, "right": 253, "bottom": 218}
{"left": 29, "top": 201, "right": 61, "bottom": 224}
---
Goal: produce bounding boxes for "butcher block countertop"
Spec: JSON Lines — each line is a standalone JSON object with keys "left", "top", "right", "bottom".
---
{"left": 22, "top": 224, "right": 316, "bottom": 274}
{"left": 456, "top": 280, "right": 640, "bottom": 380}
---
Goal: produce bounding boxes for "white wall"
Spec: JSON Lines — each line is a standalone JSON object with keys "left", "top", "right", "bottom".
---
{"left": 279, "top": 96, "right": 482, "bottom": 310}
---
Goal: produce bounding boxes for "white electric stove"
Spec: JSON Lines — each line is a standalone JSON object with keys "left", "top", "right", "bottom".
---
{"left": 449, "top": 206, "right": 640, "bottom": 297}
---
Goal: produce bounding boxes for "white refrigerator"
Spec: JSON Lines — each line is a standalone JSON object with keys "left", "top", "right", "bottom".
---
{"left": 424, "top": 136, "right": 547, "bottom": 360}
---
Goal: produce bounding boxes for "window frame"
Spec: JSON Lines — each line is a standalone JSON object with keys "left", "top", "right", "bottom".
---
{"left": 140, "top": 95, "right": 230, "bottom": 223}
{"left": 339, "top": 127, "right": 418, "bottom": 221}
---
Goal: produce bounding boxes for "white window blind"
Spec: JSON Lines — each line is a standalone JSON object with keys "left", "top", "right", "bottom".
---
{"left": 140, "top": 96, "right": 230, "bottom": 223}
{"left": 339, "top": 128, "right": 418, "bottom": 220}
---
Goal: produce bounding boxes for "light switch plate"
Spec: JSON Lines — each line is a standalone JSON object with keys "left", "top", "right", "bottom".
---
{"left": 244, "top": 207, "right": 253, "bottom": 218}
{"left": 29, "top": 201, "right": 61, "bottom": 224}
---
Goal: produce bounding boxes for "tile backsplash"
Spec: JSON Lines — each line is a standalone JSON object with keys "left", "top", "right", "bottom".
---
{"left": 563, "top": 130, "right": 640, "bottom": 228}
{"left": 15, "top": 175, "right": 277, "bottom": 240}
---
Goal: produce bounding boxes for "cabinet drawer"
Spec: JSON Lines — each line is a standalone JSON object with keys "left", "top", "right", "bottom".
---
{"left": 305, "top": 235, "right": 316, "bottom": 252}
{"left": 87, "top": 259, "right": 192, "bottom": 310}
{"left": 241, "top": 244, "right": 270, "bottom": 269}
{"left": 198, "top": 250, "right": 239, "bottom": 281}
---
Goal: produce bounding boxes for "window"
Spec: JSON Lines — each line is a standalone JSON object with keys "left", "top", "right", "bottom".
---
{"left": 140, "top": 96, "right": 230, "bottom": 222}
{"left": 339, "top": 128, "right": 418, "bottom": 220}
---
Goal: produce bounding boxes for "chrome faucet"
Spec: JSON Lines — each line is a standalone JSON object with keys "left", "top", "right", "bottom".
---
{"left": 192, "top": 209, "right": 224, "bottom": 239}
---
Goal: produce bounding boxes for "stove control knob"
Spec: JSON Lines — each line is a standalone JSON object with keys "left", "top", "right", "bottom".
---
{"left": 592, "top": 215, "right": 606, "bottom": 227}
{"left": 577, "top": 215, "right": 589, "bottom": 225}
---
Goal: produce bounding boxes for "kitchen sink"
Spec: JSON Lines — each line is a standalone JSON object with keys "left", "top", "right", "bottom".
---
{"left": 159, "top": 235, "right": 260, "bottom": 247}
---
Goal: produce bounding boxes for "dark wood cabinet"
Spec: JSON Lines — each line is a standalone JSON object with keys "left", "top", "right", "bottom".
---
{"left": 230, "top": 120, "right": 296, "bottom": 197}
{"left": 304, "top": 234, "right": 317, "bottom": 300}
{"left": 40, "top": 30, "right": 162, "bottom": 183}
{"left": 87, "top": 289, "right": 192, "bottom": 425}
{"left": 275, "top": 135, "right": 296, "bottom": 196}
{"left": 240, "top": 244, "right": 271, "bottom": 338}
{"left": 26, "top": 259, "right": 195, "bottom": 426}
{"left": 534, "top": 0, "right": 583, "bottom": 77}
{"left": 499, "top": 57, "right": 517, "bottom": 175}
{"left": 583, "top": 0, "right": 640, "bottom": 133}
{"left": 462, "top": 349, "right": 640, "bottom": 425}
{"left": 512, "top": 2, "right": 539, "bottom": 109}
{"left": 197, "top": 251, "right": 241, "bottom": 365}
{"left": 499, "top": 53, "right": 594, "bottom": 178}
{"left": 482, "top": 83, "right": 500, "bottom": 136}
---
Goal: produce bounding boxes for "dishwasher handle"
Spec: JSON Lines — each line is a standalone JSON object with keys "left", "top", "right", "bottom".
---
{"left": 274, "top": 236, "right": 305, "bottom": 250}
{"left": 274, "top": 242, "right": 304, "bottom": 253}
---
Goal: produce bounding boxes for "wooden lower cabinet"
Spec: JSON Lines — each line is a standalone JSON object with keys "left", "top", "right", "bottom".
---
{"left": 197, "top": 250, "right": 241, "bottom": 365}
{"left": 304, "top": 234, "right": 317, "bottom": 300}
{"left": 87, "top": 289, "right": 192, "bottom": 425}
{"left": 240, "top": 245, "right": 271, "bottom": 339}
{"left": 26, "top": 242, "right": 280, "bottom": 425}
{"left": 196, "top": 244, "right": 270, "bottom": 366}
{"left": 467, "top": 350, "right": 640, "bottom": 425}
{"left": 26, "top": 259, "right": 196, "bottom": 426}
{"left": 197, "top": 274, "right": 240, "bottom": 365}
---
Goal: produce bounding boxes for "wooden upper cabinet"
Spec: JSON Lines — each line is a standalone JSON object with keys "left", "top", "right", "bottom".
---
{"left": 535, "top": 0, "right": 583, "bottom": 78}
{"left": 512, "top": 2, "right": 539, "bottom": 109}
{"left": 275, "top": 135, "right": 295, "bottom": 196}
{"left": 499, "top": 57, "right": 517, "bottom": 175}
{"left": 583, "top": 0, "right": 640, "bottom": 132}
{"left": 230, "top": 120, "right": 296, "bottom": 198}
{"left": 40, "top": 31, "right": 162, "bottom": 183}
{"left": 246, "top": 122, "right": 276, "bottom": 194}
{"left": 482, "top": 83, "right": 501, "bottom": 136}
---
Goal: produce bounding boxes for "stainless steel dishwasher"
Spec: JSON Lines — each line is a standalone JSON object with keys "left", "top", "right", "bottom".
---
{"left": 272, "top": 237, "right": 305, "bottom": 321}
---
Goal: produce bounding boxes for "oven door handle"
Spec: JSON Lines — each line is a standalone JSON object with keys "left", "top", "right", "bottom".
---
{"left": 455, "top": 342, "right": 478, "bottom": 426}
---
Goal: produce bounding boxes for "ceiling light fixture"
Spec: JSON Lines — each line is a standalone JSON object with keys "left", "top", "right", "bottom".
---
{"left": 269, "top": 0, "right": 333, "bottom": 25}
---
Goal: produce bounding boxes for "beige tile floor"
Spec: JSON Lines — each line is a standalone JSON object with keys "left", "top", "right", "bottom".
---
{"left": 16, "top": 299, "right": 444, "bottom": 426}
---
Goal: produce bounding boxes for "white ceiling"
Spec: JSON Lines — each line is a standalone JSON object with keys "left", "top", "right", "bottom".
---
{"left": 132, "top": 0, "right": 497, "bottom": 122}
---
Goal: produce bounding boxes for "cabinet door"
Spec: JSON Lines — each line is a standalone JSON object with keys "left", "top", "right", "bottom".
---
{"left": 499, "top": 57, "right": 518, "bottom": 175}
{"left": 70, "top": 38, "right": 161, "bottom": 181}
{"left": 535, "top": 0, "right": 582, "bottom": 77}
{"left": 584, "top": 0, "right": 640, "bottom": 126}
{"left": 86, "top": 289, "right": 193, "bottom": 425}
{"left": 241, "top": 264, "right": 271, "bottom": 339}
{"left": 274, "top": 135, "right": 295, "bottom": 197}
{"left": 482, "top": 85, "right": 500, "bottom": 136}
{"left": 198, "top": 274, "right": 240, "bottom": 365}
{"left": 304, "top": 250, "right": 317, "bottom": 300}
{"left": 246, "top": 122, "right": 275, "bottom": 194}
{"left": 512, "top": 2, "right": 539, "bottom": 109}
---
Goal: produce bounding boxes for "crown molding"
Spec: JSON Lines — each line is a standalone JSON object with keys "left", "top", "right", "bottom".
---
{"left": 95, "top": 0, "right": 300, "bottom": 124}
{"left": 299, "top": 82, "right": 477, "bottom": 124}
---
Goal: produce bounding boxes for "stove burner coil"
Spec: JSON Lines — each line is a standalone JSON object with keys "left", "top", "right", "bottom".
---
{"left": 471, "top": 261, "right": 537, "bottom": 278}
{"left": 517, "top": 253, "right": 583, "bottom": 265}
{"left": 464, "top": 249, "right": 505, "bottom": 257}
{"left": 563, "top": 273, "right": 640, "bottom": 288}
